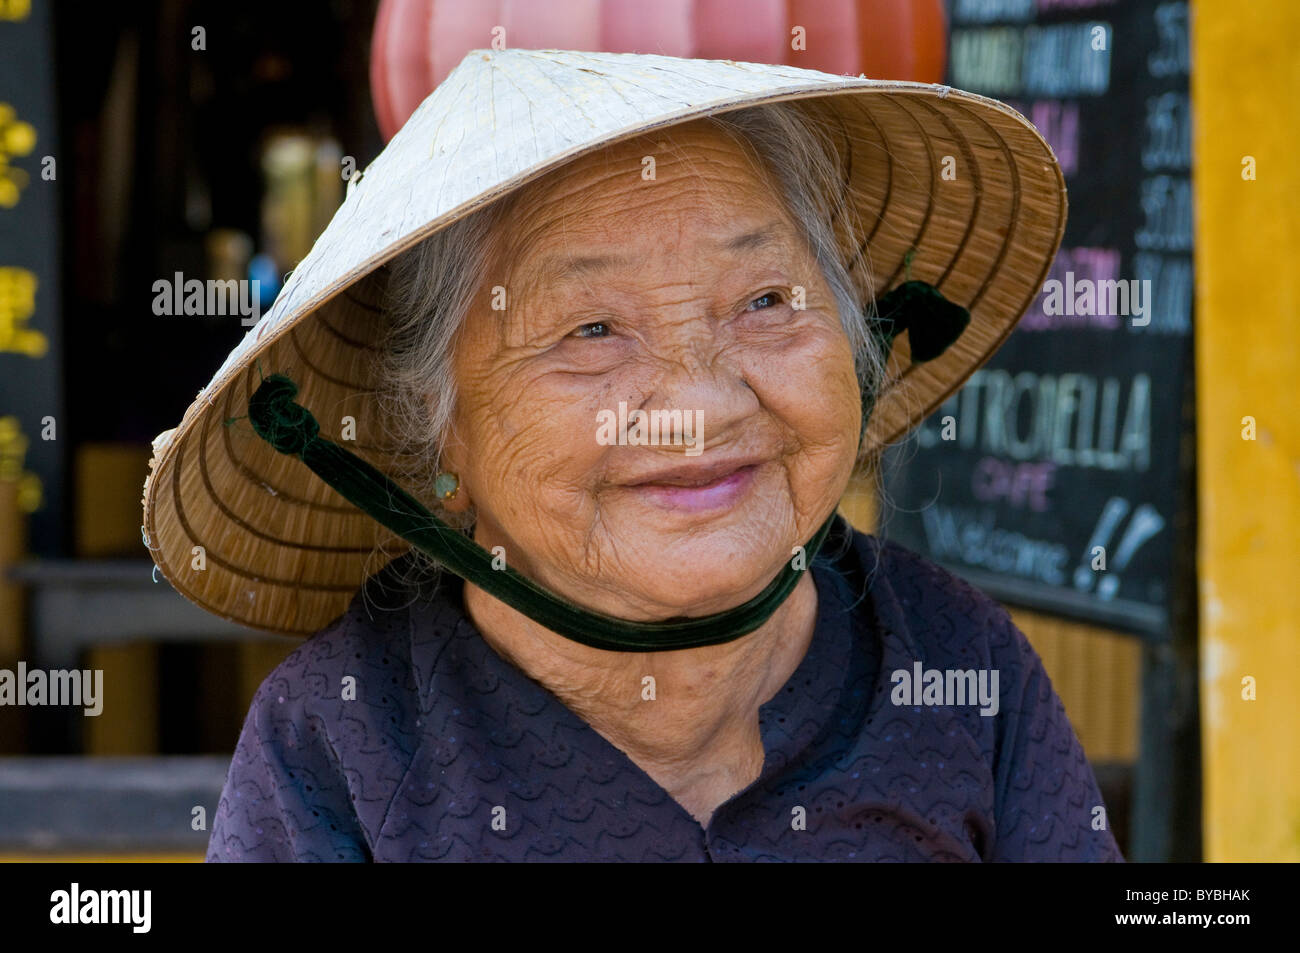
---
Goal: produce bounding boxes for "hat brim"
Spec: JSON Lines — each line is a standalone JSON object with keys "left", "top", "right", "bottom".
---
{"left": 142, "top": 49, "right": 1066, "bottom": 635}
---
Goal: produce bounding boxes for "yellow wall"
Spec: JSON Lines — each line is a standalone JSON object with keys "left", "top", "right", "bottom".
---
{"left": 1194, "top": 0, "right": 1300, "bottom": 861}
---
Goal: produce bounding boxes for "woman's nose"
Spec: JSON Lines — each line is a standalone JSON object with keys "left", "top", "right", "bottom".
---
{"left": 639, "top": 344, "right": 761, "bottom": 450}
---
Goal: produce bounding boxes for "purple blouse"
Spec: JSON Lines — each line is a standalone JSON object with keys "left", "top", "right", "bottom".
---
{"left": 207, "top": 515, "right": 1123, "bottom": 862}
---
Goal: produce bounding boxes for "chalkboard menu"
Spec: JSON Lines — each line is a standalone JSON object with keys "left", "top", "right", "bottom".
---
{"left": 0, "top": 0, "right": 63, "bottom": 556}
{"left": 881, "top": 0, "right": 1193, "bottom": 637}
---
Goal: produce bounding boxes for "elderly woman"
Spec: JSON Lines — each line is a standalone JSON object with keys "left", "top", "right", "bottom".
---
{"left": 143, "top": 49, "right": 1121, "bottom": 861}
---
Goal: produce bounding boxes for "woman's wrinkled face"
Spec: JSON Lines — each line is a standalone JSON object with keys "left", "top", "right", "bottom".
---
{"left": 440, "top": 120, "right": 862, "bottom": 621}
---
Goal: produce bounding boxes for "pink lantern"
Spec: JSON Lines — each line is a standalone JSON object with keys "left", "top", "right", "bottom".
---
{"left": 371, "top": 0, "right": 948, "bottom": 140}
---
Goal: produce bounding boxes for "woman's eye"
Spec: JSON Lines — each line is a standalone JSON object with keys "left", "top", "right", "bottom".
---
{"left": 571, "top": 321, "right": 611, "bottom": 338}
{"left": 746, "top": 292, "right": 783, "bottom": 312}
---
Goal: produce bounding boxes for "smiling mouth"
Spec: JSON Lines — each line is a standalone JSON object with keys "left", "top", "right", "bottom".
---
{"left": 639, "top": 464, "right": 757, "bottom": 488}
{"left": 625, "top": 455, "right": 767, "bottom": 487}
{"left": 624, "top": 463, "right": 761, "bottom": 512}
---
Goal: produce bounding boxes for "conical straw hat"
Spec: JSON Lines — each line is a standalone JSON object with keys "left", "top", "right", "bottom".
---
{"left": 141, "top": 48, "right": 1066, "bottom": 635}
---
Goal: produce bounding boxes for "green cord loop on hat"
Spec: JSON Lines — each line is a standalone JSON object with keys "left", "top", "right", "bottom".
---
{"left": 247, "top": 374, "right": 320, "bottom": 455}
{"left": 859, "top": 267, "right": 971, "bottom": 448}
{"left": 873, "top": 280, "right": 971, "bottom": 362}
{"left": 245, "top": 373, "right": 836, "bottom": 653}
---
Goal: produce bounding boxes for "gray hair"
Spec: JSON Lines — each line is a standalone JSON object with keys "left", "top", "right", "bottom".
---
{"left": 375, "top": 101, "right": 884, "bottom": 528}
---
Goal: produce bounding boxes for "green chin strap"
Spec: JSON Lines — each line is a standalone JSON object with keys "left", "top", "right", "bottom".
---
{"left": 242, "top": 274, "right": 967, "bottom": 653}
{"left": 244, "top": 372, "right": 835, "bottom": 652}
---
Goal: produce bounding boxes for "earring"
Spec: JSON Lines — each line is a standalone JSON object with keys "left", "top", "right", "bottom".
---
{"left": 434, "top": 471, "right": 460, "bottom": 501}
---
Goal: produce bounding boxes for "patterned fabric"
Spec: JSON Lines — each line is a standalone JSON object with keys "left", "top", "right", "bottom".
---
{"left": 208, "top": 515, "right": 1124, "bottom": 862}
